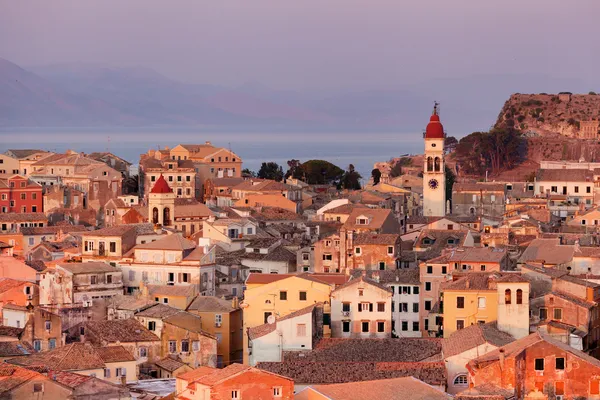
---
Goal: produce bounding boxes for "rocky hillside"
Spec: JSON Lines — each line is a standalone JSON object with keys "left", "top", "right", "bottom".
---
{"left": 496, "top": 93, "right": 600, "bottom": 137}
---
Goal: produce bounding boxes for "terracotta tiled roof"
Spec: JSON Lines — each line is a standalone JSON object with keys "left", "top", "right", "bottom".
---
{"left": 155, "top": 357, "right": 187, "bottom": 372}
{"left": 442, "top": 272, "right": 527, "bottom": 291}
{"left": 245, "top": 273, "right": 347, "bottom": 286}
{"left": 331, "top": 276, "right": 393, "bottom": 294}
{"left": 164, "top": 312, "right": 214, "bottom": 337}
{"left": 58, "top": 262, "right": 119, "bottom": 275}
{"left": 286, "top": 338, "right": 442, "bottom": 363}
{"left": 174, "top": 200, "right": 214, "bottom": 219}
{"left": 247, "top": 321, "right": 277, "bottom": 341}
{"left": 442, "top": 322, "right": 515, "bottom": 358}
{"left": 252, "top": 207, "right": 300, "bottom": 221}
{"left": 447, "top": 247, "right": 507, "bottom": 263}
{"left": 81, "top": 223, "right": 155, "bottom": 238}
{"left": 342, "top": 208, "right": 393, "bottom": 231}
{"left": 178, "top": 366, "right": 218, "bottom": 382}
{"left": 299, "top": 376, "right": 451, "bottom": 400}
{"left": 0, "top": 326, "right": 24, "bottom": 338}
{"left": 353, "top": 233, "right": 401, "bottom": 246}
{"left": 186, "top": 296, "right": 237, "bottom": 313}
{"left": 323, "top": 203, "right": 367, "bottom": 215}
{"left": 95, "top": 346, "right": 136, "bottom": 363}
{"left": 0, "top": 342, "right": 33, "bottom": 357}
{"left": 0, "top": 279, "right": 28, "bottom": 294}
{"left": 550, "top": 290, "right": 596, "bottom": 309}
{"left": 81, "top": 319, "right": 159, "bottom": 343}
{"left": 134, "top": 303, "right": 181, "bottom": 319}
{"left": 257, "top": 361, "right": 446, "bottom": 386}
{"left": 5, "top": 149, "right": 49, "bottom": 159}
{"left": 0, "top": 365, "right": 45, "bottom": 394}
{"left": 48, "top": 371, "right": 92, "bottom": 389}
{"left": 518, "top": 238, "right": 574, "bottom": 265}
{"left": 135, "top": 234, "right": 196, "bottom": 251}
{"left": 352, "top": 269, "right": 420, "bottom": 285}
{"left": 536, "top": 168, "right": 594, "bottom": 182}
{"left": 188, "top": 363, "right": 251, "bottom": 386}
{"left": 0, "top": 213, "right": 46, "bottom": 222}
{"left": 7, "top": 343, "right": 105, "bottom": 370}
{"left": 148, "top": 284, "right": 197, "bottom": 298}
{"left": 20, "top": 225, "right": 88, "bottom": 236}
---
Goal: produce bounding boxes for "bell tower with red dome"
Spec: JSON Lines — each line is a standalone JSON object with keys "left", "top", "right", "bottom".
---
{"left": 422, "top": 102, "right": 446, "bottom": 217}
{"left": 148, "top": 174, "right": 176, "bottom": 226}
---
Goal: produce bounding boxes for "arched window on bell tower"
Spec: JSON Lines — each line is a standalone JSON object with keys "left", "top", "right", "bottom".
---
{"left": 427, "top": 157, "right": 433, "bottom": 172}
{"left": 434, "top": 157, "right": 441, "bottom": 172}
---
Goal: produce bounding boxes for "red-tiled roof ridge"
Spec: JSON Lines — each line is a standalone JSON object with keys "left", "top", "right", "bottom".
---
{"left": 442, "top": 321, "right": 515, "bottom": 358}
{"left": 331, "top": 275, "right": 393, "bottom": 294}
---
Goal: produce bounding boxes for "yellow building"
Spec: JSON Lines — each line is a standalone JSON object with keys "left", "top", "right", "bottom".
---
{"left": 442, "top": 273, "right": 499, "bottom": 338}
{"left": 186, "top": 296, "right": 243, "bottom": 367}
{"left": 441, "top": 272, "right": 530, "bottom": 338}
{"left": 146, "top": 284, "right": 198, "bottom": 310}
{"left": 241, "top": 273, "right": 347, "bottom": 364}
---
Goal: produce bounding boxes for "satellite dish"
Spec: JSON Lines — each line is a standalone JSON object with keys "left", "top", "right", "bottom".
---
{"left": 239, "top": 302, "right": 249, "bottom": 309}
{"left": 267, "top": 315, "right": 276, "bottom": 324}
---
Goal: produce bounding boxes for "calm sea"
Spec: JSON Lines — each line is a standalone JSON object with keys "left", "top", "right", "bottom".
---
{"left": 0, "top": 131, "right": 423, "bottom": 183}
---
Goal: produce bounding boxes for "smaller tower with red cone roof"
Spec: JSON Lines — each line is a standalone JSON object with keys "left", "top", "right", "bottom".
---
{"left": 148, "top": 174, "right": 176, "bottom": 226}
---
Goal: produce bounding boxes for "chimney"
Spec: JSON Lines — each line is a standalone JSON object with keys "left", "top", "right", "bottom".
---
{"left": 499, "top": 349, "right": 505, "bottom": 371}
{"left": 372, "top": 272, "right": 380, "bottom": 283}
{"left": 465, "top": 279, "right": 470, "bottom": 289}
{"left": 232, "top": 296, "right": 239, "bottom": 309}
{"left": 140, "top": 281, "right": 149, "bottom": 298}
{"left": 121, "top": 375, "right": 127, "bottom": 385}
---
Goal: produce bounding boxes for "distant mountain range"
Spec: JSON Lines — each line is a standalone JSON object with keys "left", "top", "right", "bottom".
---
{"left": 0, "top": 57, "right": 595, "bottom": 135}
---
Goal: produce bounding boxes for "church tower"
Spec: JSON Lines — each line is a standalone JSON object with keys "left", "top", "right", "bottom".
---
{"left": 148, "top": 174, "right": 176, "bottom": 226}
{"left": 422, "top": 103, "right": 446, "bottom": 217}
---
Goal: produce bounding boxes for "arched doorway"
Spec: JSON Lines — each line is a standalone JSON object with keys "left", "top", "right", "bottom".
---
{"left": 152, "top": 207, "right": 159, "bottom": 224}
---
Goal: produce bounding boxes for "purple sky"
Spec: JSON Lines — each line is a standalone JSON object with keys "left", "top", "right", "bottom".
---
{"left": 1, "top": 0, "right": 598, "bottom": 91}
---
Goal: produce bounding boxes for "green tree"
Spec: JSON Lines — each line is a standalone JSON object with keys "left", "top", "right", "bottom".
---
{"left": 454, "top": 127, "right": 525, "bottom": 176}
{"left": 285, "top": 159, "right": 303, "bottom": 180}
{"left": 445, "top": 166, "right": 455, "bottom": 206}
{"left": 341, "top": 164, "right": 362, "bottom": 190}
{"left": 257, "top": 162, "right": 284, "bottom": 181}
{"left": 242, "top": 168, "right": 256, "bottom": 178}
{"left": 371, "top": 169, "right": 382, "bottom": 185}
{"left": 124, "top": 175, "right": 139, "bottom": 195}
{"left": 299, "top": 160, "right": 345, "bottom": 185}
{"left": 444, "top": 136, "right": 458, "bottom": 153}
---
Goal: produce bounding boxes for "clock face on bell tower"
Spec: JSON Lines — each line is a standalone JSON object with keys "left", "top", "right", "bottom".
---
{"left": 428, "top": 179, "right": 439, "bottom": 190}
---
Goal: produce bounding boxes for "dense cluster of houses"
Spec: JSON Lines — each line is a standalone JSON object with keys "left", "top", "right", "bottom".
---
{"left": 2, "top": 112, "right": 600, "bottom": 399}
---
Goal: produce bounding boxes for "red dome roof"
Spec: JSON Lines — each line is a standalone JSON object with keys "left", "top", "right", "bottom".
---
{"left": 150, "top": 174, "right": 173, "bottom": 194}
{"left": 425, "top": 108, "right": 445, "bottom": 139}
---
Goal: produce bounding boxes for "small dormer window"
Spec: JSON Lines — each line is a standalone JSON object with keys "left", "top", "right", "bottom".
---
{"left": 447, "top": 238, "right": 455, "bottom": 244}
{"left": 356, "top": 218, "right": 368, "bottom": 225}
{"left": 423, "top": 238, "right": 433, "bottom": 245}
